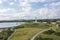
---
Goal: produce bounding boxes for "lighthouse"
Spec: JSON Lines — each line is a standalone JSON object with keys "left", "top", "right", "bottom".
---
{"left": 35, "top": 17, "right": 38, "bottom": 23}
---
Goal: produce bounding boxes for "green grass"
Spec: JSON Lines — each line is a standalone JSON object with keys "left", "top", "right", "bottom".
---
{"left": 0, "top": 30, "right": 13, "bottom": 40}
{"left": 10, "top": 23, "right": 57, "bottom": 40}
{"left": 40, "top": 34, "right": 60, "bottom": 40}
{"left": 20, "top": 23, "right": 52, "bottom": 29}
{"left": 10, "top": 28, "right": 42, "bottom": 40}
{"left": 35, "top": 28, "right": 60, "bottom": 40}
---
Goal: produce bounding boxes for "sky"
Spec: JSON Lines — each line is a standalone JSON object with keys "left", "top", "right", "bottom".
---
{"left": 0, "top": 0, "right": 60, "bottom": 20}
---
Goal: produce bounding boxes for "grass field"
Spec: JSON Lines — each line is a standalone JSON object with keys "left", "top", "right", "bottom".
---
{"left": 10, "top": 23, "right": 57, "bottom": 40}
{"left": 20, "top": 23, "right": 53, "bottom": 29}
{"left": 35, "top": 28, "right": 60, "bottom": 40}
{"left": 10, "top": 28, "right": 42, "bottom": 40}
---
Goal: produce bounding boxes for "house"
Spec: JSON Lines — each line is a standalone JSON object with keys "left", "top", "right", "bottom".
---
{"left": 42, "top": 22, "right": 47, "bottom": 24}
{"left": 51, "top": 22, "right": 56, "bottom": 24}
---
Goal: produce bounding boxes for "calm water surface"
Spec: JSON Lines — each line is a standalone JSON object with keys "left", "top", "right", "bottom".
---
{"left": 0, "top": 22, "right": 25, "bottom": 28}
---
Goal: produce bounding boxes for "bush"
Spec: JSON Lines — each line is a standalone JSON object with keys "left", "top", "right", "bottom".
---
{"left": 54, "top": 32, "right": 60, "bottom": 36}
{"left": 43, "top": 38, "right": 53, "bottom": 40}
{"left": 0, "top": 36, "right": 3, "bottom": 39}
{"left": 43, "top": 29, "right": 55, "bottom": 35}
{"left": 0, "top": 29, "right": 14, "bottom": 40}
{"left": 35, "top": 36, "right": 53, "bottom": 40}
{"left": 35, "top": 36, "right": 43, "bottom": 40}
{"left": 14, "top": 25, "right": 24, "bottom": 29}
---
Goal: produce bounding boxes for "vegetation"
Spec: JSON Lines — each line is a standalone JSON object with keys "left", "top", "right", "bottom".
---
{"left": 35, "top": 28, "right": 60, "bottom": 40}
{"left": 19, "top": 23, "right": 53, "bottom": 29}
{"left": 13, "top": 22, "right": 54, "bottom": 29}
{"left": 10, "top": 28, "right": 41, "bottom": 40}
{"left": 0, "top": 19, "right": 60, "bottom": 22}
{"left": 0, "top": 28, "right": 14, "bottom": 40}
{"left": 10, "top": 22, "right": 56, "bottom": 40}
{"left": 0, "top": 20, "right": 60, "bottom": 40}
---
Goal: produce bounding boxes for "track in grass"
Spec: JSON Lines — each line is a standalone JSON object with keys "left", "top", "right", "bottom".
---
{"left": 10, "top": 28, "right": 41, "bottom": 40}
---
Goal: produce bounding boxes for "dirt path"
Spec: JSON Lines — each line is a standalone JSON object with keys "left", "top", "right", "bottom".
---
{"left": 30, "top": 28, "right": 51, "bottom": 40}
{"left": 7, "top": 30, "right": 16, "bottom": 40}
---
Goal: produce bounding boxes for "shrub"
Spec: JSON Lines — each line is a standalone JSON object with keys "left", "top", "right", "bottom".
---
{"left": 35, "top": 36, "right": 43, "bottom": 40}
{"left": 0, "top": 36, "right": 3, "bottom": 39}
{"left": 54, "top": 32, "right": 60, "bottom": 36}
{"left": 35, "top": 36, "right": 53, "bottom": 40}
{"left": 43, "top": 29, "right": 55, "bottom": 35}
{"left": 14, "top": 25, "right": 24, "bottom": 29}
{"left": 43, "top": 38, "right": 53, "bottom": 40}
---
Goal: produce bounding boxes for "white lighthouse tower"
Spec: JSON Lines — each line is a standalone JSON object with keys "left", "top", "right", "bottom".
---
{"left": 34, "top": 17, "right": 38, "bottom": 23}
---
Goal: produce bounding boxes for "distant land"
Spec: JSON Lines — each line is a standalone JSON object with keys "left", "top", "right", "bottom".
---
{"left": 0, "top": 19, "right": 60, "bottom": 22}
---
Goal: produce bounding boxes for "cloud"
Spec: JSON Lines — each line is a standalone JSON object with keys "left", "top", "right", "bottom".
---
{"left": 0, "top": 0, "right": 60, "bottom": 20}
{"left": 34, "top": 2, "right": 60, "bottom": 19}
{"left": 0, "top": 8, "right": 15, "bottom": 13}
{"left": 29, "top": 0, "right": 46, "bottom": 2}
{"left": 50, "top": 2, "right": 60, "bottom": 6}
{"left": 0, "top": 8, "right": 17, "bottom": 20}
{"left": 14, "top": 0, "right": 17, "bottom": 2}
{"left": 0, "top": 8, "right": 9, "bottom": 13}
{"left": 31, "top": 1, "right": 60, "bottom": 19}
{"left": 29, "top": 0, "right": 56, "bottom": 3}
{"left": 9, "top": 2, "right": 14, "bottom": 5}
{"left": 0, "top": 0, "right": 3, "bottom": 4}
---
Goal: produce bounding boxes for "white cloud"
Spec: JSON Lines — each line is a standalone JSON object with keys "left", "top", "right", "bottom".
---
{"left": 9, "top": 2, "right": 14, "bottom": 5}
{"left": 0, "top": 0, "right": 60, "bottom": 20}
{"left": 42, "top": 2, "right": 60, "bottom": 19}
{"left": 0, "top": 17, "right": 10, "bottom": 20}
{"left": 44, "top": 2, "right": 60, "bottom": 8}
{"left": 0, "top": 13, "right": 11, "bottom": 20}
{"left": 0, "top": 8, "right": 15, "bottom": 13}
{"left": 20, "top": 2, "right": 28, "bottom": 7}
{"left": 14, "top": 0, "right": 17, "bottom": 2}
{"left": 32, "top": 7, "right": 49, "bottom": 19}
{"left": 3, "top": 0, "right": 7, "bottom": 2}
{"left": 29, "top": 0, "right": 55, "bottom": 2}
{"left": 0, "top": 0, "right": 3, "bottom": 4}
{"left": 19, "top": 0, "right": 32, "bottom": 19}
{"left": 0, "top": 8, "right": 17, "bottom": 20}
{"left": 32, "top": 5, "right": 60, "bottom": 19}
{"left": 48, "top": 9, "right": 58, "bottom": 18}
{"left": 0, "top": 0, "right": 32, "bottom": 20}
{"left": 20, "top": 0, "right": 31, "bottom": 7}
{"left": 0, "top": 9, "right": 9, "bottom": 13}
{"left": 29, "top": 0, "right": 46, "bottom": 2}
{"left": 49, "top": 2, "right": 60, "bottom": 7}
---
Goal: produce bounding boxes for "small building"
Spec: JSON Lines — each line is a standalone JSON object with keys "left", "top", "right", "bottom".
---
{"left": 51, "top": 22, "right": 56, "bottom": 24}
{"left": 56, "top": 20, "right": 60, "bottom": 22}
{"left": 0, "top": 29, "right": 3, "bottom": 32}
{"left": 56, "top": 20, "right": 60, "bottom": 24}
{"left": 42, "top": 22, "right": 47, "bottom": 24}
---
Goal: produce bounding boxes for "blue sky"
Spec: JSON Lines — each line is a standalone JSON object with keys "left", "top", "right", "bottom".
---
{"left": 0, "top": 0, "right": 60, "bottom": 20}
